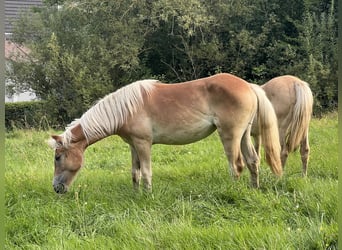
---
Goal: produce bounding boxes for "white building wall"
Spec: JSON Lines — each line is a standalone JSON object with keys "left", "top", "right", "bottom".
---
{"left": 5, "top": 90, "right": 37, "bottom": 103}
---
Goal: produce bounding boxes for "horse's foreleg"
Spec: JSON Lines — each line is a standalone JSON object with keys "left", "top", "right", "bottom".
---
{"left": 300, "top": 131, "right": 310, "bottom": 177}
{"left": 132, "top": 139, "right": 152, "bottom": 191}
{"left": 241, "top": 128, "right": 260, "bottom": 188}
{"left": 130, "top": 146, "right": 141, "bottom": 190}
{"left": 236, "top": 152, "right": 245, "bottom": 175}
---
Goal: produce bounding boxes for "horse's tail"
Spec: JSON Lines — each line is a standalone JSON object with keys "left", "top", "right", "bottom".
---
{"left": 250, "top": 84, "right": 282, "bottom": 176}
{"left": 286, "top": 80, "right": 313, "bottom": 152}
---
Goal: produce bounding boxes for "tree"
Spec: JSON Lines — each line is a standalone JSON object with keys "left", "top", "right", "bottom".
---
{"left": 7, "top": 0, "right": 338, "bottom": 124}
{"left": 142, "top": 0, "right": 222, "bottom": 82}
{"left": 8, "top": 0, "right": 150, "bottom": 124}
{"left": 298, "top": 0, "right": 337, "bottom": 114}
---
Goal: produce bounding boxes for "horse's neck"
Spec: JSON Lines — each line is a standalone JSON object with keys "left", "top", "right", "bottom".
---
{"left": 70, "top": 124, "right": 91, "bottom": 149}
{"left": 72, "top": 123, "right": 111, "bottom": 148}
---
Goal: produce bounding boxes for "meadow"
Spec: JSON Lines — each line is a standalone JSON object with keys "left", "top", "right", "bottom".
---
{"left": 5, "top": 113, "right": 338, "bottom": 249}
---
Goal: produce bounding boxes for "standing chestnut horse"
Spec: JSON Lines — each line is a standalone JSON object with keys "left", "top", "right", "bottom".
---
{"left": 252, "top": 75, "right": 313, "bottom": 176}
{"left": 49, "top": 73, "right": 282, "bottom": 194}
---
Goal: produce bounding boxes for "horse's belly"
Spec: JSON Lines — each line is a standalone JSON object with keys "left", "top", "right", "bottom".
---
{"left": 152, "top": 120, "right": 216, "bottom": 145}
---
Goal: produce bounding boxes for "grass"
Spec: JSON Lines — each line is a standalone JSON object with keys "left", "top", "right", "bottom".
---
{"left": 5, "top": 113, "right": 338, "bottom": 249}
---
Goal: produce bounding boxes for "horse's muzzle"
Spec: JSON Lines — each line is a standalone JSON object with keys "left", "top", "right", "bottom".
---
{"left": 53, "top": 183, "right": 67, "bottom": 194}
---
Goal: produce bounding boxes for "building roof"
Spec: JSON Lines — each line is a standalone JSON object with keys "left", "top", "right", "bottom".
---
{"left": 5, "top": 0, "right": 43, "bottom": 34}
{"left": 5, "top": 40, "right": 36, "bottom": 103}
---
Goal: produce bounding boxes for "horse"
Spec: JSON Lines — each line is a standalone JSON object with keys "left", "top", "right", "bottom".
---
{"left": 48, "top": 73, "right": 282, "bottom": 194}
{"left": 252, "top": 75, "right": 313, "bottom": 176}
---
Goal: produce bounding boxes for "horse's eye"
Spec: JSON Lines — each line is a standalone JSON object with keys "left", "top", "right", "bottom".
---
{"left": 55, "top": 155, "right": 61, "bottom": 161}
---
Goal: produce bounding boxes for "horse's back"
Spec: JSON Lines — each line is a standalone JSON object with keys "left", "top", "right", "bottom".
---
{"left": 149, "top": 73, "right": 256, "bottom": 115}
{"left": 205, "top": 73, "right": 255, "bottom": 105}
{"left": 262, "top": 75, "right": 313, "bottom": 114}
{"left": 203, "top": 73, "right": 257, "bottom": 125}
{"left": 126, "top": 73, "right": 257, "bottom": 145}
{"left": 262, "top": 75, "right": 299, "bottom": 119}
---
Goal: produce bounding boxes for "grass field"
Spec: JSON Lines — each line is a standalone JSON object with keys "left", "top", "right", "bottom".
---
{"left": 5, "top": 113, "right": 337, "bottom": 249}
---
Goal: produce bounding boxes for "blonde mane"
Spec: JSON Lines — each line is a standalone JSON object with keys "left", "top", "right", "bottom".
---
{"left": 61, "top": 79, "right": 157, "bottom": 144}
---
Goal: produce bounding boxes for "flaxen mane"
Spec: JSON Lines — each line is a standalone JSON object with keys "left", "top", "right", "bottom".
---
{"left": 61, "top": 79, "right": 157, "bottom": 145}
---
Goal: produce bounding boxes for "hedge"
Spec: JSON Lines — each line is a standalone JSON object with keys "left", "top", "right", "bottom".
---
{"left": 5, "top": 101, "right": 50, "bottom": 130}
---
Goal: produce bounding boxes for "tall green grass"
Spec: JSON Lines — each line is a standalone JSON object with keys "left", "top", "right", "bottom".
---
{"left": 5, "top": 113, "right": 337, "bottom": 249}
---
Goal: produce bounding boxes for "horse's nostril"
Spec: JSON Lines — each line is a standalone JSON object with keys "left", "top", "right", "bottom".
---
{"left": 54, "top": 183, "right": 66, "bottom": 194}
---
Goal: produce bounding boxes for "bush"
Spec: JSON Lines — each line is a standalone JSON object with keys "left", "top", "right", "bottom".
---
{"left": 5, "top": 101, "right": 50, "bottom": 130}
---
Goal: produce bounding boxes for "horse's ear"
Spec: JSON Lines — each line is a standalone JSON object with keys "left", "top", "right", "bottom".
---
{"left": 48, "top": 135, "right": 64, "bottom": 149}
{"left": 51, "top": 135, "right": 62, "bottom": 142}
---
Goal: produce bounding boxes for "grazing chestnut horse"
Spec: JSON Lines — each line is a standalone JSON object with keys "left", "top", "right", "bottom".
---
{"left": 49, "top": 73, "right": 282, "bottom": 194}
{"left": 252, "top": 75, "right": 313, "bottom": 176}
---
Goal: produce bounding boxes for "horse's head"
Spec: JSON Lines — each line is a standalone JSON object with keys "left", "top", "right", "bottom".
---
{"left": 49, "top": 135, "right": 85, "bottom": 194}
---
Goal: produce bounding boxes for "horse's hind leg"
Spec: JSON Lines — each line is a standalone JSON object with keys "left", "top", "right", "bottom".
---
{"left": 223, "top": 138, "right": 244, "bottom": 180}
{"left": 279, "top": 127, "right": 289, "bottom": 168}
{"left": 241, "top": 127, "right": 260, "bottom": 188}
{"left": 216, "top": 125, "right": 244, "bottom": 180}
{"left": 300, "top": 130, "right": 310, "bottom": 177}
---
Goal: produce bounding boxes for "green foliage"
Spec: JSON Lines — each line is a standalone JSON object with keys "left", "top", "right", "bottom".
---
{"left": 5, "top": 101, "right": 50, "bottom": 130}
{"left": 7, "top": 0, "right": 337, "bottom": 124}
{"left": 298, "top": 0, "right": 338, "bottom": 115}
{"left": 5, "top": 114, "right": 338, "bottom": 249}
{"left": 8, "top": 0, "right": 150, "bottom": 124}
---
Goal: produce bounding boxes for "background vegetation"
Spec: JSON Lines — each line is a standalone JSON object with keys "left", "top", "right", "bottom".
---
{"left": 6, "top": 0, "right": 337, "bottom": 127}
{"left": 5, "top": 113, "right": 338, "bottom": 249}
{"left": 5, "top": 101, "right": 50, "bottom": 130}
